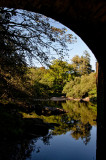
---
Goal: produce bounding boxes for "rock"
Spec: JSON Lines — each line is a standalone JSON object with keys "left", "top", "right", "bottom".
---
{"left": 81, "top": 97, "right": 90, "bottom": 102}
{"left": 42, "top": 106, "right": 66, "bottom": 115}
{"left": 67, "top": 97, "right": 74, "bottom": 100}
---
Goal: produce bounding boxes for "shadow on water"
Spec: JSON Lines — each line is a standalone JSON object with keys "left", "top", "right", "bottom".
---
{"left": 0, "top": 100, "right": 97, "bottom": 160}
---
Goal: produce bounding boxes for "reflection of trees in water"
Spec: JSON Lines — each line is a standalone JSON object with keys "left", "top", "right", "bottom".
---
{"left": 0, "top": 105, "right": 52, "bottom": 160}
{"left": 42, "top": 100, "right": 96, "bottom": 144}
{"left": 0, "top": 101, "right": 97, "bottom": 159}
{"left": 0, "top": 138, "right": 35, "bottom": 160}
{"left": 62, "top": 100, "right": 97, "bottom": 126}
{"left": 41, "top": 133, "right": 52, "bottom": 145}
{"left": 61, "top": 101, "right": 96, "bottom": 144}
{"left": 71, "top": 122, "right": 92, "bottom": 145}
{"left": 50, "top": 114, "right": 92, "bottom": 145}
{"left": 0, "top": 133, "right": 53, "bottom": 160}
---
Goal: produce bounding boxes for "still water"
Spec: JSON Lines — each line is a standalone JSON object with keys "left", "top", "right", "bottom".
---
{"left": 1, "top": 100, "right": 97, "bottom": 160}
{"left": 24, "top": 100, "right": 97, "bottom": 160}
{"left": 26, "top": 127, "right": 96, "bottom": 160}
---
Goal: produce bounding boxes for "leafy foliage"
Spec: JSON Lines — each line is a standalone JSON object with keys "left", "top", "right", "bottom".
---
{"left": 71, "top": 51, "right": 93, "bottom": 76}
{"left": 0, "top": 54, "right": 96, "bottom": 104}
{"left": 0, "top": 8, "right": 96, "bottom": 103}
{"left": 40, "top": 59, "right": 74, "bottom": 94}
{"left": 63, "top": 72, "right": 97, "bottom": 99}
{"left": 21, "top": 100, "right": 97, "bottom": 143}
{"left": 0, "top": 7, "right": 76, "bottom": 75}
{"left": 0, "top": 7, "right": 76, "bottom": 102}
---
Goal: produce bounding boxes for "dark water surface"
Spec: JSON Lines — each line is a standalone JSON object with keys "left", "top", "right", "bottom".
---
{"left": 25, "top": 100, "right": 97, "bottom": 160}
{"left": 0, "top": 100, "right": 97, "bottom": 160}
{"left": 26, "top": 127, "right": 96, "bottom": 160}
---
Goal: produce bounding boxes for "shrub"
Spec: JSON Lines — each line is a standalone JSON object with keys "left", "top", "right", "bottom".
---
{"left": 63, "top": 73, "right": 96, "bottom": 99}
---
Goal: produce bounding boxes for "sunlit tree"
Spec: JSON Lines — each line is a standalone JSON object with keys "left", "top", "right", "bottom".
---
{"left": 40, "top": 59, "right": 74, "bottom": 94}
{"left": 71, "top": 51, "right": 93, "bottom": 76}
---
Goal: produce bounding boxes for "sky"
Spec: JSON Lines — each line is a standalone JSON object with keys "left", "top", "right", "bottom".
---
{"left": 49, "top": 19, "right": 97, "bottom": 71}
{"left": 66, "top": 35, "right": 97, "bottom": 71}
{"left": 32, "top": 16, "right": 97, "bottom": 71}
{"left": 12, "top": 9, "right": 97, "bottom": 71}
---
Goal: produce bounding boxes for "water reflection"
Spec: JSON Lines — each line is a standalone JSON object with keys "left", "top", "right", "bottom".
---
{"left": 0, "top": 100, "right": 97, "bottom": 160}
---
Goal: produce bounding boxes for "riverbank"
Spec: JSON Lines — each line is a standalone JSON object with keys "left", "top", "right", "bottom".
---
{"left": 34, "top": 96, "right": 91, "bottom": 102}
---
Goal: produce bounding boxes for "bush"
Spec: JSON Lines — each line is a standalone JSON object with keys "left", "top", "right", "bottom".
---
{"left": 63, "top": 73, "right": 97, "bottom": 99}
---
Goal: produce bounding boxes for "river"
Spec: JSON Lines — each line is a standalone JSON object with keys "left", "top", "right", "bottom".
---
{"left": 0, "top": 100, "right": 97, "bottom": 160}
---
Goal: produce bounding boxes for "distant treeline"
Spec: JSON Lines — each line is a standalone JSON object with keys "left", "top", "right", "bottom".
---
{"left": 0, "top": 51, "right": 97, "bottom": 105}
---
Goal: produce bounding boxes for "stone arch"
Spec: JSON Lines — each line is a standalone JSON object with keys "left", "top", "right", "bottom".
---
{"left": 0, "top": 0, "right": 105, "bottom": 159}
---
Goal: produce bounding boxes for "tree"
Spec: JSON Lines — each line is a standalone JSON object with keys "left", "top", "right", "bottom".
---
{"left": 71, "top": 51, "right": 92, "bottom": 76}
{"left": 63, "top": 72, "right": 96, "bottom": 99}
{"left": 0, "top": 7, "right": 76, "bottom": 75}
{"left": 27, "top": 67, "right": 50, "bottom": 98}
{"left": 40, "top": 59, "right": 73, "bottom": 94}
{"left": 0, "top": 7, "right": 76, "bottom": 101}
{"left": 81, "top": 51, "right": 92, "bottom": 74}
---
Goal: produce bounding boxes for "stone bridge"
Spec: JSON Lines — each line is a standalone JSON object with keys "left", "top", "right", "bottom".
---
{"left": 0, "top": 0, "right": 106, "bottom": 159}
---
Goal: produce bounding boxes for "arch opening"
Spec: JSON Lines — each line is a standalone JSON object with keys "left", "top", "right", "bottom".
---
{"left": 0, "top": 1, "right": 105, "bottom": 159}
{"left": 0, "top": 9, "right": 96, "bottom": 160}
